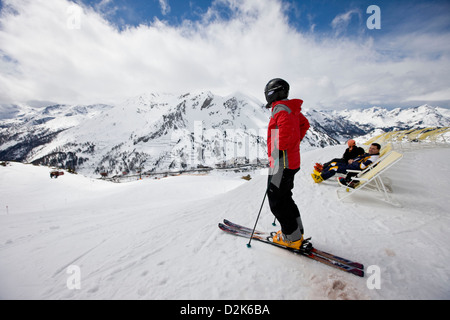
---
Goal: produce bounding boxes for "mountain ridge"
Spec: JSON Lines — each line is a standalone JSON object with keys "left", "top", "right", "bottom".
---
{"left": 1, "top": 92, "right": 450, "bottom": 177}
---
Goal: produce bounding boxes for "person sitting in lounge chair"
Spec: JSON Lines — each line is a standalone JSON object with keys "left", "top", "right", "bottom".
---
{"left": 314, "top": 139, "right": 365, "bottom": 172}
{"left": 312, "top": 143, "right": 381, "bottom": 185}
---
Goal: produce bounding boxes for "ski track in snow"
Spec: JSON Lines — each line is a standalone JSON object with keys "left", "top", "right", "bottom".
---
{"left": 0, "top": 145, "right": 449, "bottom": 299}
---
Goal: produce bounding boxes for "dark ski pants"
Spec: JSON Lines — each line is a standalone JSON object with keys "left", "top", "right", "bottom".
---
{"left": 323, "top": 157, "right": 345, "bottom": 168}
{"left": 267, "top": 168, "right": 304, "bottom": 238}
{"left": 321, "top": 161, "right": 361, "bottom": 181}
{"left": 321, "top": 162, "right": 348, "bottom": 181}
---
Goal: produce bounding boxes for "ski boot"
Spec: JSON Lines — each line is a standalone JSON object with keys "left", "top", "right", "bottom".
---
{"left": 311, "top": 172, "right": 324, "bottom": 183}
{"left": 338, "top": 177, "right": 359, "bottom": 189}
{"left": 271, "top": 230, "right": 304, "bottom": 250}
{"left": 314, "top": 163, "right": 323, "bottom": 172}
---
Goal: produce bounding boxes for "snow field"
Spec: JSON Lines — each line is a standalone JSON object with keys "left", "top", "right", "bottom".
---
{"left": 0, "top": 145, "right": 449, "bottom": 300}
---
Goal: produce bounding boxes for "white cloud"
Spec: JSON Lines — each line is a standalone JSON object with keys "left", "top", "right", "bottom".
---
{"left": 331, "top": 9, "right": 361, "bottom": 36}
{"left": 95, "top": 0, "right": 119, "bottom": 17}
{"left": 159, "top": 0, "right": 171, "bottom": 16}
{"left": 0, "top": 0, "right": 449, "bottom": 109}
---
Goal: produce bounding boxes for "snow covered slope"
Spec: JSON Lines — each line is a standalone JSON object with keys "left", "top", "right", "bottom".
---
{"left": 1, "top": 145, "right": 449, "bottom": 300}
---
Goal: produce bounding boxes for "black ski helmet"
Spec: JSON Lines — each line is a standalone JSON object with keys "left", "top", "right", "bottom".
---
{"left": 264, "top": 78, "right": 290, "bottom": 108}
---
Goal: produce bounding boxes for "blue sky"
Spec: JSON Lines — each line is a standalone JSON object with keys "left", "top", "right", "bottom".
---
{"left": 0, "top": 0, "right": 449, "bottom": 109}
{"left": 76, "top": 0, "right": 450, "bottom": 37}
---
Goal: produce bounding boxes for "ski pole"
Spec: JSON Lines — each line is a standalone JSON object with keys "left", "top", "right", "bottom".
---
{"left": 246, "top": 191, "right": 268, "bottom": 248}
{"left": 247, "top": 173, "right": 274, "bottom": 248}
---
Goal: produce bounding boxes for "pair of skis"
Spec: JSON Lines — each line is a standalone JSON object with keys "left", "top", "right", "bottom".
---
{"left": 219, "top": 219, "right": 364, "bottom": 277}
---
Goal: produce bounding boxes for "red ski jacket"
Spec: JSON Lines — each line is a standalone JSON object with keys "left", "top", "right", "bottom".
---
{"left": 267, "top": 99, "right": 310, "bottom": 170}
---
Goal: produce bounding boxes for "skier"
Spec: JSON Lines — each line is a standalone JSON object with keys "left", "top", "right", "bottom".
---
{"left": 265, "top": 78, "right": 310, "bottom": 250}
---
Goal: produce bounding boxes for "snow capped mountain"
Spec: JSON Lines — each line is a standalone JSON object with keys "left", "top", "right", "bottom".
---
{"left": 1, "top": 92, "right": 271, "bottom": 176}
{"left": 1, "top": 93, "right": 450, "bottom": 177}
{"left": 337, "top": 105, "right": 450, "bottom": 130}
